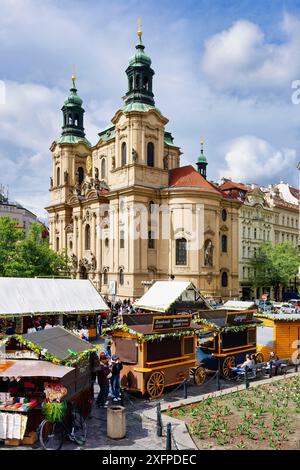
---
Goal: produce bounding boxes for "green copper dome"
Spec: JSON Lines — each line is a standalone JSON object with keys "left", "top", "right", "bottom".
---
{"left": 197, "top": 153, "right": 207, "bottom": 163}
{"left": 129, "top": 44, "right": 152, "bottom": 67}
{"left": 64, "top": 87, "right": 83, "bottom": 107}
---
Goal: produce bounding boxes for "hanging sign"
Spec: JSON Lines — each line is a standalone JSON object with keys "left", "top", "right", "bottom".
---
{"left": 152, "top": 315, "right": 191, "bottom": 331}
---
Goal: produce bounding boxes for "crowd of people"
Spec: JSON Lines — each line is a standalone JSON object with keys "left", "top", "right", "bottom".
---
{"left": 91, "top": 341, "right": 123, "bottom": 408}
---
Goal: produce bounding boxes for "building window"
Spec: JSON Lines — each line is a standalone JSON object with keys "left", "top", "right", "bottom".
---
{"left": 248, "top": 227, "right": 251, "bottom": 238}
{"left": 254, "top": 228, "right": 257, "bottom": 239}
{"left": 176, "top": 238, "right": 187, "bottom": 265}
{"left": 119, "top": 269, "right": 124, "bottom": 286}
{"left": 147, "top": 142, "right": 154, "bottom": 167}
{"left": 105, "top": 237, "right": 109, "bottom": 248}
{"left": 242, "top": 226, "right": 246, "bottom": 238}
{"left": 103, "top": 269, "right": 108, "bottom": 285}
{"left": 85, "top": 224, "right": 91, "bottom": 250}
{"left": 221, "top": 234, "right": 227, "bottom": 253}
{"left": 56, "top": 167, "right": 61, "bottom": 186}
{"left": 221, "top": 271, "right": 228, "bottom": 287}
{"left": 78, "top": 166, "right": 84, "bottom": 184}
{"left": 56, "top": 237, "right": 59, "bottom": 251}
{"left": 148, "top": 230, "right": 155, "bottom": 249}
{"left": 282, "top": 233, "right": 285, "bottom": 242}
{"left": 121, "top": 142, "right": 127, "bottom": 166}
{"left": 120, "top": 230, "right": 125, "bottom": 249}
{"left": 248, "top": 246, "right": 251, "bottom": 257}
{"left": 242, "top": 246, "right": 246, "bottom": 258}
{"left": 243, "top": 267, "right": 246, "bottom": 279}
{"left": 101, "top": 159, "right": 106, "bottom": 179}
{"left": 221, "top": 209, "right": 227, "bottom": 221}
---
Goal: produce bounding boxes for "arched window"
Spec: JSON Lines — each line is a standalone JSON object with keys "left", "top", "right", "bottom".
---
{"left": 248, "top": 246, "right": 251, "bottom": 257}
{"left": 56, "top": 167, "right": 61, "bottom": 186}
{"left": 74, "top": 114, "right": 79, "bottom": 126}
{"left": 121, "top": 142, "right": 127, "bottom": 166}
{"left": 135, "top": 74, "right": 140, "bottom": 88}
{"left": 78, "top": 166, "right": 84, "bottom": 184}
{"left": 148, "top": 230, "right": 155, "bottom": 249}
{"left": 104, "top": 237, "right": 109, "bottom": 248}
{"left": 221, "top": 209, "right": 227, "bottom": 221}
{"left": 101, "top": 159, "right": 106, "bottom": 179}
{"left": 242, "top": 246, "right": 246, "bottom": 258}
{"left": 221, "top": 271, "right": 228, "bottom": 287}
{"left": 119, "top": 269, "right": 124, "bottom": 286}
{"left": 120, "top": 230, "right": 125, "bottom": 249}
{"left": 103, "top": 269, "right": 108, "bottom": 285}
{"left": 56, "top": 237, "right": 59, "bottom": 251}
{"left": 221, "top": 234, "right": 227, "bottom": 253}
{"left": 254, "top": 228, "right": 257, "bottom": 239}
{"left": 147, "top": 142, "right": 154, "bottom": 167}
{"left": 176, "top": 238, "right": 187, "bottom": 265}
{"left": 143, "top": 76, "right": 149, "bottom": 90}
{"left": 68, "top": 114, "right": 72, "bottom": 125}
{"left": 242, "top": 226, "right": 245, "bottom": 238}
{"left": 85, "top": 224, "right": 91, "bottom": 250}
{"left": 129, "top": 76, "right": 133, "bottom": 91}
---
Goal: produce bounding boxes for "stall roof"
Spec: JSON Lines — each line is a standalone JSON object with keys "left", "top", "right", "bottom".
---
{"left": 133, "top": 281, "right": 211, "bottom": 312}
{"left": 256, "top": 313, "right": 300, "bottom": 321}
{"left": 0, "top": 360, "right": 74, "bottom": 378}
{"left": 196, "top": 310, "right": 262, "bottom": 329}
{"left": 22, "top": 326, "right": 95, "bottom": 361}
{"left": 0, "top": 278, "right": 109, "bottom": 316}
{"left": 218, "top": 301, "right": 257, "bottom": 311}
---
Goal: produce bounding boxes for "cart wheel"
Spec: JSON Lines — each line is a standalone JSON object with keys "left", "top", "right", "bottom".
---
{"left": 222, "top": 356, "right": 235, "bottom": 378}
{"left": 39, "top": 419, "right": 64, "bottom": 450}
{"left": 70, "top": 407, "right": 87, "bottom": 445}
{"left": 255, "top": 352, "right": 264, "bottom": 363}
{"left": 146, "top": 371, "right": 165, "bottom": 399}
{"left": 194, "top": 366, "right": 206, "bottom": 385}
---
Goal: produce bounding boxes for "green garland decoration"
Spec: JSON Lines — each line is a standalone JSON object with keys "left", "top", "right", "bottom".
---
{"left": 103, "top": 323, "right": 202, "bottom": 343}
{"left": 255, "top": 313, "right": 300, "bottom": 322}
{"left": 193, "top": 317, "right": 261, "bottom": 334}
{"left": 0, "top": 334, "right": 101, "bottom": 366}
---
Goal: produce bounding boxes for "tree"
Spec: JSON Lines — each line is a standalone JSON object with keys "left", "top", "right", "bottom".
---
{"left": 0, "top": 217, "right": 70, "bottom": 277}
{"left": 249, "top": 242, "right": 300, "bottom": 300}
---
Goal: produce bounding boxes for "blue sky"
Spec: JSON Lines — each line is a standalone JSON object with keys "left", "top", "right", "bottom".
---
{"left": 0, "top": 0, "right": 300, "bottom": 217}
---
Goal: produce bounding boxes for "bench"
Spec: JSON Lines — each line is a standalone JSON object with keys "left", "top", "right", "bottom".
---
{"left": 232, "top": 359, "right": 290, "bottom": 381}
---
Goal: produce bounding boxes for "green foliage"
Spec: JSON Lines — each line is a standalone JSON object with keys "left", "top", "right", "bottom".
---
{"left": 0, "top": 217, "right": 70, "bottom": 277}
{"left": 249, "top": 242, "right": 300, "bottom": 293}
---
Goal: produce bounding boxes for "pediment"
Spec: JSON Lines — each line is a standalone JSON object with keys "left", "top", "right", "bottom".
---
{"left": 220, "top": 224, "right": 228, "bottom": 232}
{"left": 204, "top": 226, "right": 215, "bottom": 236}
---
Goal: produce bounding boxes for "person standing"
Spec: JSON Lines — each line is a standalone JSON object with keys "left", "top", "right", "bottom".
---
{"left": 111, "top": 354, "right": 123, "bottom": 401}
{"left": 96, "top": 353, "right": 111, "bottom": 408}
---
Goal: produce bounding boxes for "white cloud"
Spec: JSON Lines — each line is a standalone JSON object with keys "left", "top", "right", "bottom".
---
{"left": 202, "top": 13, "right": 300, "bottom": 92}
{"left": 218, "top": 136, "right": 297, "bottom": 183}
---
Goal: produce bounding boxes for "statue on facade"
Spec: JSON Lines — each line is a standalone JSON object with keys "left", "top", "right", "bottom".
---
{"left": 50, "top": 177, "right": 53, "bottom": 188}
{"left": 71, "top": 253, "right": 78, "bottom": 270}
{"left": 112, "top": 156, "right": 116, "bottom": 169}
{"left": 204, "top": 240, "right": 213, "bottom": 267}
{"left": 163, "top": 155, "right": 169, "bottom": 170}
{"left": 64, "top": 170, "right": 69, "bottom": 184}
{"left": 75, "top": 170, "right": 81, "bottom": 196}
{"left": 90, "top": 254, "right": 97, "bottom": 271}
{"left": 132, "top": 148, "right": 138, "bottom": 163}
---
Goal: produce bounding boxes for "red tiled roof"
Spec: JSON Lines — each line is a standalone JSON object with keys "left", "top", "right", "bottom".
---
{"left": 289, "top": 186, "right": 300, "bottom": 200}
{"left": 168, "top": 166, "right": 220, "bottom": 194}
{"left": 219, "top": 180, "right": 250, "bottom": 192}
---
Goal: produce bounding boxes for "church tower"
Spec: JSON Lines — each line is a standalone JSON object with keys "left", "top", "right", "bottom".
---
{"left": 46, "top": 70, "right": 91, "bottom": 253}
{"left": 196, "top": 140, "right": 208, "bottom": 179}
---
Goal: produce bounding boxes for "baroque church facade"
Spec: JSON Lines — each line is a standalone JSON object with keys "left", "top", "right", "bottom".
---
{"left": 46, "top": 31, "right": 241, "bottom": 300}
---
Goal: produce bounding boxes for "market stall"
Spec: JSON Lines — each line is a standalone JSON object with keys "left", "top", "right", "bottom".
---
{"left": 194, "top": 310, "right": 262, "bottom": 377}
{"left": 255, "top": 313, "right": 300, "bottom": 361}
{"left": 0, "top": 277, "right": 109, "bottom": 340}
{"left": 108, "top": 313, "right": 206, "bottom": 399}
{"left": 0, "top": 326, "right": 98, "bottom": 446}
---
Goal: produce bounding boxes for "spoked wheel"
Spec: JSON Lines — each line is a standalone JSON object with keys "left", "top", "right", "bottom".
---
{"left": 146, "top": 371, "right": 165, "bottom": 399}
{"left": 256, "top": 352, "right": 264, "bottom": 363}
{"left": 39, "top": 419, "right": 64, "bottom": 450}
{"left": 194, "top": 366, "right": 206, "bottom": 385}
{"left": 222, "top": 356, "right": 235, "bottom": 378}
{"left": 70, "top": 408, "right": 87, "bottom": 445}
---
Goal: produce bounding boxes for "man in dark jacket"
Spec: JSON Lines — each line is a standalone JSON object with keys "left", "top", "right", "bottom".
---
{"left": 111, "top": 354, "right": 123, "bottom": 401}
{"left": 96, "top": 353, "right": 111, "bottom": 407}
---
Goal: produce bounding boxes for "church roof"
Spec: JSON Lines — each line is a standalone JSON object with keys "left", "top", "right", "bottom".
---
{"left": 168, "top": 165, "right": 220, "bottom": 194}
{"left": 219, "top": 180, "right": 250, "bottom": 192}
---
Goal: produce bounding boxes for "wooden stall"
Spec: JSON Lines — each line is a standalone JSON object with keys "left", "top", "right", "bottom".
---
{"left": 0, "top": 327, "right": 97, "bottom": 446}
{"left": 0, "top": 277, "right": 109, "bottom": 340}
{"left": 256, "top": 313, "right": 300, "bottom": 361}
{"left": 195, "top": 310, "right": 262, "bottom": 377}
{"left": 110, "top": 313, "right": 206, "bottom": 399}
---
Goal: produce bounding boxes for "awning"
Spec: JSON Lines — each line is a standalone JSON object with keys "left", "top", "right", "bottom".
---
{"left": 0, "top": 278, "right": 109, "bottom": 316}
{"left": 0, "top": 360, "right": 74, "bottom": 378}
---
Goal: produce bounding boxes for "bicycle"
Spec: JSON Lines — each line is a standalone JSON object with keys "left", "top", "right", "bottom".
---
{"left": 38, "top": 402, "right": 87, "bottom": 450}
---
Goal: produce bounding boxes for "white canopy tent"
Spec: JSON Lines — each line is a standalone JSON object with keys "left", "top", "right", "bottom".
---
{"left": 218, "top": 300, "right": 256, "bottom": 311}
{"left": 134, "top": 281, "right": 211, "bottom": 313}
{"left": 0, "top": 278, "right": 109, "bottom": 316}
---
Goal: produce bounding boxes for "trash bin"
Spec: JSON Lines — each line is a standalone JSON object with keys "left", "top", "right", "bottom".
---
{"left": 107, "top": 406, "right": 126, "bottom": 439}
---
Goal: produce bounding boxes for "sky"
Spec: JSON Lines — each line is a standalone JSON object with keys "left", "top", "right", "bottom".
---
{"left": 0, "top": 0, "right": 300, "bottom": 218}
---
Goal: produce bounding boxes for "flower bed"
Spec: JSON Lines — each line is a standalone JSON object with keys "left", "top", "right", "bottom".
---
{"left": 166, "top": 376, "right": 300, "bottom": 450}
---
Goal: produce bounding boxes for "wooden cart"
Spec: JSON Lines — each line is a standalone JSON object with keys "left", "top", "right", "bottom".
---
{"left": 195, "top": 310, "right": 263, "bottom": 377}
{"left": 110, "top": 313, "right": 206, "bottom": 399}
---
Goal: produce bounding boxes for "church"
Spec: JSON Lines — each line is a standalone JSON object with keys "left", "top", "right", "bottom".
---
{"left": 46, "top": 27, "right": 241, "bottom": 300}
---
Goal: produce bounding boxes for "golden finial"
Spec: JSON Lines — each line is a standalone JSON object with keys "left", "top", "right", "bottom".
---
{"left": 200, "top": 139, "right": 205, "bottom": 153}
{"left": 137, "top": 16, "right": 142, "bottom": 42}
{"left": 71, "top": 64, "right": 76, "bottom": 87}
